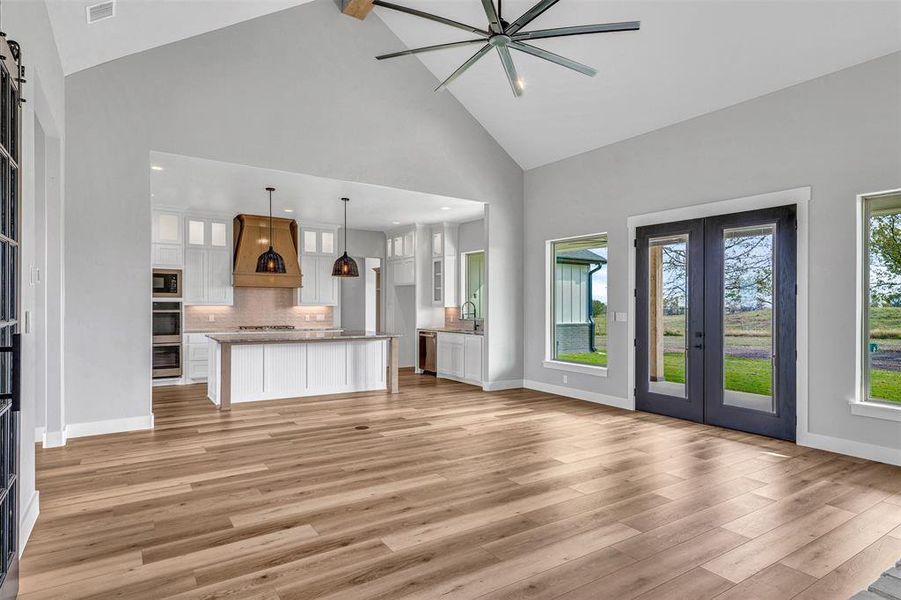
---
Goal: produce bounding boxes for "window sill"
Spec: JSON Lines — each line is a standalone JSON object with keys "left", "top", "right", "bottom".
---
{"left": 543, "top": 360, "right": 608, "bottom": 377}
{"left": 850, "top": 400, "right": 901, "bottom": 422}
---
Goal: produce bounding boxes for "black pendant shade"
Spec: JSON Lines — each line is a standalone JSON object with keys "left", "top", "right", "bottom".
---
{"left": 256, "top": 187, "right": 287, "bottom": 274}
{"left": 332, "top": 197, "right": 360, "bottom": 278}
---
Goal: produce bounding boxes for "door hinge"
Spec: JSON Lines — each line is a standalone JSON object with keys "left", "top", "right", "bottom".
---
{"left": 633, "top": 338, "right": 637, "bottom": 347}
{"left": 633, "top": 387, "right": 637, "bottom": 396}
{"left": 633, "top": 288, "right": 638, "bottom": 298}
{"left": 633, "top": 239, "right": 638, "bottom": 247}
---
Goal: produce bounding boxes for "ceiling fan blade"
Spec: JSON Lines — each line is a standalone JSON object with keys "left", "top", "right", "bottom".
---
{"left": 512, "top": 21, "right": 641, "bottom": 41}
{"left": 505, "top": 0, "right": 561, "bottom": 35}
{"left": 372, "top": 0, "right": 490, "bottom": 36}
{"left": 377, "top": 39, "right": 487, "bottom": 60}
{"left": 435, "top": 44, "right": 492, "bottom": 91}
{"left": 496, "top": 45, "right": 524, "bottom": 97}
{"left": 480, "top": 0, "right": 503, "bottom": 34}
{"left": 509, "top": 41, "right": 596, "bottom": 76}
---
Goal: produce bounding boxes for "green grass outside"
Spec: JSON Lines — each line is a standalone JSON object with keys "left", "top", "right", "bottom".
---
{"left": 871, "top": 369, "right": 901, "bottom": 403}
{"left": 558, "top": 352, "right": 608, "bottom": 367}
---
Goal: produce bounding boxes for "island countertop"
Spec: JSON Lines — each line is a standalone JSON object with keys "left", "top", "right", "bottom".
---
{"left": 206, "top": 330, "right": 401, "bottom": 345}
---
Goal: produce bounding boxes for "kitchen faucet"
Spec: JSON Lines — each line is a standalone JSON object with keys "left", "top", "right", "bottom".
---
{"left": 461, "top": 300, "right": 477, "bottom": 320}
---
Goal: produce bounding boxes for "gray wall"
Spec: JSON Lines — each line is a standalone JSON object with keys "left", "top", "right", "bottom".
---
{"left": 459, "top": 218, "right": 485, "bottom": 254}
{"left": 65, "top": 0, "right": 523, "bottom": 425}
{"left": 340, "top": 228, "right": 385, "bottom": 330}
{"left": 524, "top": 52, "right": 901, "bottom": 451}
{"left": 6, "top": 0, "right": 67, "bottom": 548}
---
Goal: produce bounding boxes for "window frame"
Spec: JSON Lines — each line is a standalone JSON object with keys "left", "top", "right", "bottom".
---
{"left": 545, "top": 233, "right": 609, "bottom": 377}
{"left": 854, "top": 189, "right": 901, "bottom": 421}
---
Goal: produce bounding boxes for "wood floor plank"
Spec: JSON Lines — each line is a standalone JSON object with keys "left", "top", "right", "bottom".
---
{"left": 17, "top": 374, "right": 901, "bottom": 600}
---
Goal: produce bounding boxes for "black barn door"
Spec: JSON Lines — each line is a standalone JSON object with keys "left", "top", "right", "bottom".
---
{"left": 0, "top": 34, "right": 22, "bottom": 600}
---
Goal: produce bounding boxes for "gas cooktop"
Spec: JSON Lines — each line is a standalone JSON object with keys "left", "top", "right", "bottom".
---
{"left": 238, "top": 325, "right": 296, "bottom": 331}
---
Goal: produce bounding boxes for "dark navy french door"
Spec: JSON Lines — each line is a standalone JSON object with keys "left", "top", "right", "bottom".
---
{"left": 635, "top": 206, "right": 797, "bottom": 441}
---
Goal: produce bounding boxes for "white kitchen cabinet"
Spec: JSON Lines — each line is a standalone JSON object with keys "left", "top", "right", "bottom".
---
{"left": 299, "top": 255, "right": 339, "bottom": 306}
{"left": 183, "top": 216, "right": 233, "bottom": 306}
{"left": 437, "top": 333, "right": 464, "bottom": 378}
{"left": 437, "top": 332, "right": 482, "bottom": 385}
{"left": 403, "top": 230, "right": 415, "bottom": 257}
{"left": 432, "top": 258, "right": 443, "bottom": 304}
{"left": 185, "top": 333, "right": 211, "bottom": 382}
{"left": 392, "top": 257, "right": 415, "bottom": 286}
{"left": 302, "top": 227, "right": 338, "bottom": 255}
{"left": 464, "top": 335, "right": 483, "bottom": 383}
{"left": 152, "top": 243, "right": 183, "bottom": 268}
{"left": 152, "top": 211, "right": 184, "bottom": 267}
{"left": 386, "top": 227, "right": 415, "bottom": 261}
{"left": 431, "top": 230, "right": 442, "bottom": 257}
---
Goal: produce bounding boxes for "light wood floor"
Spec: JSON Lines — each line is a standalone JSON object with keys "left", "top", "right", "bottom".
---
{"left": 19, "top": 370, "right": 901, "bottom": 599}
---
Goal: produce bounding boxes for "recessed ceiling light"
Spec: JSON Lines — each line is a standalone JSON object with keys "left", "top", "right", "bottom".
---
{"left": 151, "top": 165, "right": 164, "bottom": 171}
{"left": 283, "top": 209, "right": 294, "bottom": 213}
{"left": 392, "top": 221, "right": 401, "bottom": 225}
{"left": 440, "top": 206, "right": 451, "bottom": 211}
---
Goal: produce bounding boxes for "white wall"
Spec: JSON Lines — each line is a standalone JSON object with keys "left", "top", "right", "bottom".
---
{"left": 524, "top": 52, "right": 901, "bottom": 456}
{"left": 458, "top": 218, "right": 485, "bottom": 254}
{"left": 64, "top": 0, "right": 523, "bottom": 428}
{"left": 3, "top": 0, "right": 67, "bottom": 551}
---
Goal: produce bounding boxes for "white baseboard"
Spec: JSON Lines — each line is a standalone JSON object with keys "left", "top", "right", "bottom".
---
{"left": 798, "top": 431, "right": 901, "bottom": 466}
{"left": 65, "top": 414, "right": 155, "bottom": 440}
{"left": 523, "top": 379, "right": 634, "bottom": 411}
{"left": 19, "top": 490, "right": 39, "bottom": 556}
{"left": 43, "top": 428, "right": 67, "bottom": 448}
{"left": 33, "top": 426, "right": 45, "bottom": 442}
{"left": 482, "top": 379, "right": 524, "bottom": 391}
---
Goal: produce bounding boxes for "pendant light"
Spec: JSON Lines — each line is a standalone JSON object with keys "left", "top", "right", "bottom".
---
{"left": 332, "top": 197, "right": 359, "bottom": 277}
{"left": 256, "top": 187, "right": 287, "bottom": 273}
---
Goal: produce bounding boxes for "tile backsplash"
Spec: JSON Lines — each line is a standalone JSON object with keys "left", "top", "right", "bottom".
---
{"left": 184, "top": 288, "right": 335, "bottom": 331}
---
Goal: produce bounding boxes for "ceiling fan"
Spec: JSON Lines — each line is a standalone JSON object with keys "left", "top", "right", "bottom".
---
{"left": 373, "top": 0, "right": 640, "bottom": 97}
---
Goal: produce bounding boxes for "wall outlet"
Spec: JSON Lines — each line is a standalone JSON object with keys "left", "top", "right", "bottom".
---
{"left": 208, "top": 314, "right": 215, "bottom": 322}
{"left": 305, "top": 314, "right": 311, "bottom": 321}
{"left": 615, "top": 312, "right": 628, "bottom": 322}
{"left": 562, "top": 374, "right": 568, "bottom": 384}
{"left": 316, "top": 314, "right": 325, "bottom": 321}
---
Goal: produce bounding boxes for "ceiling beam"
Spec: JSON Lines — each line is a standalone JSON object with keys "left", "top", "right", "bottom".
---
{"left": 337, "top": 0, "right": 375, "bottom": 20}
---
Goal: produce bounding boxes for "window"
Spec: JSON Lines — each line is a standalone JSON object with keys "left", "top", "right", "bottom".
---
{"left": 462, "top": 251, "right": 484, "bottom": 318}
{"left": 862, "top": 192, "right": 901, "bottom": 405}
{"left": 550, "top": 234, "right": 608, "bottom": 369}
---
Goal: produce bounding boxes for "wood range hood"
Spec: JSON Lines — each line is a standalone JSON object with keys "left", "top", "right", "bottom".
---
{"left": 233, "top": 214, "right": 302, "bottom": 288}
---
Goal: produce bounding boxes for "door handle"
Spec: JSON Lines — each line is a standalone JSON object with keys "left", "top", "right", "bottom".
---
{"left": 693, "top": 343, "right": 703, "bottom": 350}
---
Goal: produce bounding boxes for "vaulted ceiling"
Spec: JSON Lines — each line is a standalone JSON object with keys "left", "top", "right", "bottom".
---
{"left": 47, "top": 0, "right": 901, "bottom": 169}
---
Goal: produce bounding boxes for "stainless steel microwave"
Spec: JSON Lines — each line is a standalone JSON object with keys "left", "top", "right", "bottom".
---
{"left": 152, "top": 269, "right": 182, "bottom": 298}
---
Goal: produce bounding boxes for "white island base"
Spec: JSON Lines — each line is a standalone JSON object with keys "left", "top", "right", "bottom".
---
{"left": 207, "top": 332, "right": 400, "bottom": 409}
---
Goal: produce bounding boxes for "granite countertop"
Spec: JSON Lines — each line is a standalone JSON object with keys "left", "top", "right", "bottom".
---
{"left": 418, "top": 327, "right": 484, "bottom": 336}
{"left": 185, "top": 327, "right": 343, "bottom": 334}
{"left": 206, "top": 330, "right": 401, "bottom": 344}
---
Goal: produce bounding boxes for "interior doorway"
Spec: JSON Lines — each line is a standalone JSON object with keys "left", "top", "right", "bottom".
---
{"left": 635, "top": 206, "right": 797, "bottom": 441}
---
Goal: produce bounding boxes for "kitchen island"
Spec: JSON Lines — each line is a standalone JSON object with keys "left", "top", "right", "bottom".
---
{"left": 206, "top": 330, "right": 401, "bottom": 410}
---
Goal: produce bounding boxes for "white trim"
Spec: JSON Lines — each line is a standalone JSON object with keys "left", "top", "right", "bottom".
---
{"left": 42, "top": 428, "right": 67, "bottom": 448}
{"left": 524, "top": 379, "right": 632, "bottom": 410}
{"left": 65, "top": 414, "right": 155, "bottom": 440}
{"left": 854, "top": 188, "right": 901, "bottom": 420}
{"left": 798, "top": 431, "right": 901, "bottom": 466}
{"left": 626, "top": 186, "right": 811, "bottom": 439}
{"left": 34, "top": 426, "right": 45, "bottom": 441}
{"left": 850, "top": 400, "right": 901, "bottom": 422}
{"left": 482, "top": 379, "right": 523, "bottom": 391}
{"left": 19, "top": 491, "right": 39, "bottom": 556}
{"left": 543, "top": 360, "right": 608, "bottom": 377}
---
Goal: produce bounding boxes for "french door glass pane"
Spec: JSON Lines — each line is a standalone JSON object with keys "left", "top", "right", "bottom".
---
{"left": 866, "top": 195, "right": 901, "bottom": 404}
{"left": 722, "top": 224, "right": 775, "bottom": 413}
{"left": 648, "top": 234, "right": 688, "bottom": 397}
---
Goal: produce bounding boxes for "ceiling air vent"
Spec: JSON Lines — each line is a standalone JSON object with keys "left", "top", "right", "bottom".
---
{"left": 86, "top": 1, "right": 115, "bottom": 24}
